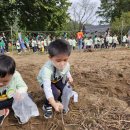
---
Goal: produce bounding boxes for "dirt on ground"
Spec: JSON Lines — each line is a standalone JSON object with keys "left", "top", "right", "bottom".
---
{"left": 1, "top": 48, "right": 130, "bottom": 130}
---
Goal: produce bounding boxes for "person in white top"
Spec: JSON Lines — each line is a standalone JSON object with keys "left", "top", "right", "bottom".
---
{"left": 112, "top": 35, "right": 118, "bottom": 48}
{"left": 16, "top": 40, "right": 21, "bottom": 54}
{"left": 84, "top": 37, "right": 88, "bottom": 49}
{"left": 84, "top": 37, "right": 93, "bottom": 52}
{"left": 108, "top": 35, "right": 113, "bottom": 47}
{"left": 31, "top": 37, "right": 37, "bottom": 53}
{"left": 100, "top": 36, "right": 105, "bottom": 49}
{"left": 122, "top": 35, "right": 127, "bottom": 43}
{"left": 97, "top": 36, "right": 101, "bottom": 48}
{"left": 72, "top": 38, "right": 77, "bottom": 50}
{"left": 94, "top": 35, "right": 98, "bottom": 48}
{"left": 122, "top": 35, "right": 128, "bottom": 47}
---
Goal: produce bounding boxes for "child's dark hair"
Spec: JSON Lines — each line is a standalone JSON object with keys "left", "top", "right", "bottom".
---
{"left": 0, "top": 55, "right": 16, "bottom": 78}
{"left": 48, "top": 39, "right": 71, "bottom": 57}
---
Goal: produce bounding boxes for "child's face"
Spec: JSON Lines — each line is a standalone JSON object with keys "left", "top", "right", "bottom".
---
{"left": 0, "top": 75, "right": 13, "bottom": 87}
{"left": 50, "top": 54, "right": 69, "bottom": 70}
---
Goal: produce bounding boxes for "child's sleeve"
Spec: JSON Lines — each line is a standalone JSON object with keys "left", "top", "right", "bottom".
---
{"left": 38, "top": 67, "right": 54, "bottom": 100}
{"left": 67, "top": 71, "right": 72, "bottom": 78}
{"left": 15, "top": 71, "right": 28, "bottom": 93}
{"left": 43, "top": 79, "right": 53, "bottom": 99}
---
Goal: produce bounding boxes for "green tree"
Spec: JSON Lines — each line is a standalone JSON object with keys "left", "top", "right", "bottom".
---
{"left": 111, "top": 12, "right": 130, "bottom": 35}
{"left": 0, "top": 1, "right": 11, "bottom": 30}
{"left": 0, "top": 0, "right": 71, "bottom": 32}
{"left": 97, "top": 0, "right": 130, "bottom": 24}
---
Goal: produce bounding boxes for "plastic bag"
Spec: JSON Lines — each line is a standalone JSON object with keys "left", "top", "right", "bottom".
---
{"left": 61, "top": 83, "right": 78, "bottom": 112}
{"left": 12, "top": 93, "right": 39, "bottom": 124}
{"left": 71, "top": 91, "right": 78, "bottom": 102}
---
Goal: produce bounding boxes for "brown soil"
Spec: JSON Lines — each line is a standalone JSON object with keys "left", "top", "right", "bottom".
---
{"left": 2, "top": 48, "right": 130, "bottom": 130}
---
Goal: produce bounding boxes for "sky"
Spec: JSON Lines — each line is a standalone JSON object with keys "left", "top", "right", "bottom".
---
{"left": 68, "top": 0, "right": 101, "bottom": 25}
{"left": 69, "top": 0, "right": 100, "bottom": 5}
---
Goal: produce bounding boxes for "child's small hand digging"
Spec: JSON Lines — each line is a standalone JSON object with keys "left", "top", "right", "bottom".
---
{"left": 53, "top": 102, "right": 63, "bottom": 112}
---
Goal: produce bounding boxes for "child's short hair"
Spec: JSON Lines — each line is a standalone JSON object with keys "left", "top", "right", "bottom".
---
{"left": 48, "top": 39, "right": 71, "bottom": 57}
{"left": 0, "top": 55, "right": 16, "bottom": 78}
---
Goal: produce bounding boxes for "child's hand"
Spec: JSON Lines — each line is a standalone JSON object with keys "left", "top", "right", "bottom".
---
{"left": 14, "top": 92, "right": 23, "bottom": 101}
{"left": 53, "top": 102, "right": 63, "bottom": 112}
{"left": 68, "top": 76, "right": 73, "bottom": 83}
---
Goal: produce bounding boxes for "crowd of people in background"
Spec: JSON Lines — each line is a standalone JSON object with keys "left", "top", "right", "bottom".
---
{"left": 0, "top": 30, "right": 130, "bottom": 55}
{"left": 76, "top": 29, "right": 130, "bottom": 52}
{"left": 0, "top": 33, "right": 9, "bottom": 54}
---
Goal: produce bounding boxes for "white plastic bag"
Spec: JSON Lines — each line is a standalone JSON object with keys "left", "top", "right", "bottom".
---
{"left": 12, "top": 93, "right": 39, "bottom": 124}
{"left": 71, "top": 91, "right": 78, "bottom": 102}
{"left": 61, "top": 83, "right": 78, "bottom": 112}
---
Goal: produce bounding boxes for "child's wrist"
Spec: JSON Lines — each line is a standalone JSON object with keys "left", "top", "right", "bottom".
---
{"left": 48, "top": 98, "right": 57, "bottom": 108}
{"left": 51, "top": 101, "right": 57, "bottom": 108}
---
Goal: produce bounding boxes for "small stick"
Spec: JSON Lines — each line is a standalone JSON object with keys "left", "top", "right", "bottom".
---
{"left": 61, "top": 110, "right": 65, "bottom": 125}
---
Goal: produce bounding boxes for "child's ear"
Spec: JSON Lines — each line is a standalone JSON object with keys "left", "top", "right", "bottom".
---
{"left": 49, "top": 56, "right": 52, "bottom": 59}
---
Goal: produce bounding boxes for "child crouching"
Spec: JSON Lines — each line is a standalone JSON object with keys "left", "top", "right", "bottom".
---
{"left": 0, "top": 55, "right": 39, "bottom": 125}
{"left": 37, "top": 39, "right": 73, "bottom": 119}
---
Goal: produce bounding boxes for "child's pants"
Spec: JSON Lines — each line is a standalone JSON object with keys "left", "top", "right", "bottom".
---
{"left": 78, "top": 39, "right": 83, "bottom": 50}
{"left": 0, "top": 48, "right": 4, "bottom": 54}
{"left": 0, "top": 90, "right": 14, "bottom": 110}
{"left": 0, "top": 98, "right": 13, "bottom": 110}
{"left": 43, "top": 79, "right": 70, "bottom": 107}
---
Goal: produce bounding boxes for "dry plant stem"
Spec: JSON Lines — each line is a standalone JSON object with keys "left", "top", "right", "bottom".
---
{"left": 61, "top": 110, "right": 65, "bottom": 125}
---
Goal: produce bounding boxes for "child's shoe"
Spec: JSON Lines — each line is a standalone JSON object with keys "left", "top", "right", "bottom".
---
{"left": 42, "top": 105, "right": 53, "bottom": 119}
{"left": 0, "top": 108, "right": 10, "bottom": 126}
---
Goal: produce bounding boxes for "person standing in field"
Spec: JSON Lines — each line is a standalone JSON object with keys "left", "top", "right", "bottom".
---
{"left": 76, "top": 30, "right": 84, "bottom": 50}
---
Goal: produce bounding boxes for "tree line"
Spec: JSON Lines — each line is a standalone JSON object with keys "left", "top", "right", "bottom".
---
{"left": 0, "top": 0, "right": 71, "bottom": 32}
{"left": 97, "top": 0, "right": 130, "bottom": 34}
